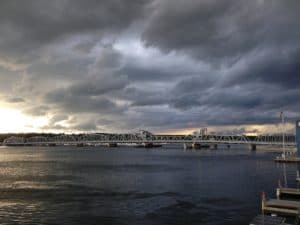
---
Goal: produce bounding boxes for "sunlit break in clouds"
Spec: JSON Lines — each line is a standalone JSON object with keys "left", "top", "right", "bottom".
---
{"left": 0, "top": 0, "right": 299, "bottom": 134}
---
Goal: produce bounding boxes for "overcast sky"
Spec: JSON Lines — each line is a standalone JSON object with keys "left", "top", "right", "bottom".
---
{"left": 0, "top": 0, "right": 299, "bottom": 134}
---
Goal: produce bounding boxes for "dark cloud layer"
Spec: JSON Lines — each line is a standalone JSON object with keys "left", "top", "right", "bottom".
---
{"left": 142, "top": 0, "right": 300, "bottom": 63}
{"left": 0, "top": 0, "right": 150, "bottom": 64}
{"left": 224, "top": 48, "right": 300, "bottom": 89}
{"left": 0, "top": 0, "right": 299, "bottom": 133}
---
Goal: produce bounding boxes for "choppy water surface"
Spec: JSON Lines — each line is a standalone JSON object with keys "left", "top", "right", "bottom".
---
{"left": 0, "top": 145, "right": 298, "bottom": 225}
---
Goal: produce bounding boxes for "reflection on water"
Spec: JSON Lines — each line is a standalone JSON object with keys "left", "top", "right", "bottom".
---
{"left": 0, "top": 146, "right": 297, "bottom": 225}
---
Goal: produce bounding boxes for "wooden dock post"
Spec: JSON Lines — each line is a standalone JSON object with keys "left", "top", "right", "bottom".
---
{"left": 261, "top": 192, "right": 266, "bottom": 214}
{"left": 276, "top": 189, "right": 280, "bottom": 199}
{"left": 277, "top": 180, "right": 282, "bottom": 199}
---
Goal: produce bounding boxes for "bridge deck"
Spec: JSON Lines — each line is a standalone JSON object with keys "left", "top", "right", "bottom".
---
{"left": 11, "top": 140, "right": 296, "bottom": 145}
{"left": 3, "top": 133, "right": 296, "bottom": 146}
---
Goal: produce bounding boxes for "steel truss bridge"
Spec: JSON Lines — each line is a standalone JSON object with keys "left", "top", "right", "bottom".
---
{"left": 3, "top": 130, "right": 296, "bottom": 148}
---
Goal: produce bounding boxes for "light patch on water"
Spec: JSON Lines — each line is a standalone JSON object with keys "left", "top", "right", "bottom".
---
{"left": 11, "top": 181, "right": 58, "bottom": 190}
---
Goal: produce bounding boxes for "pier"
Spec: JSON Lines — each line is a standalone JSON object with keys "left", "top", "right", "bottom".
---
{"left": 250, "top": 215, "right": 286, "bottom": 225}
{"left": 276, "top": 188, "right": 300, "bottom": 198}
{"left": 262, "top": 199, "right": 300, "bottom": 217}
{"left": 256, "top": 174, "right": 300, "bottom": 223}
{"left": 274, "top": 157, "right": 300, "bottom": 163}
{"left": 250, "top": 120, "right": 300, "bottom": 224}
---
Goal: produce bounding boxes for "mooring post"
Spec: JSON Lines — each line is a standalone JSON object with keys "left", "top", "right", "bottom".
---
{"left": 261, "top": 191, "right": 266, "bottom": 213}
{"left": 276, "top": 188, "right": 280, "bottom": 199}
{"left": 276, "top": 179, "right": 282, "bottom": 199}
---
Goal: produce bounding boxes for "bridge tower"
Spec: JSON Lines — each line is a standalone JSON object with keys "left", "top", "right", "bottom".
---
{"left": 296, "top": 120, "right": 300, "bottom": 156}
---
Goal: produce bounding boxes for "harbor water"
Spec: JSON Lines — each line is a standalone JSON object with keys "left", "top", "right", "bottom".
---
{"left": 0, "top": 145, "right": 298, "bottom": 225}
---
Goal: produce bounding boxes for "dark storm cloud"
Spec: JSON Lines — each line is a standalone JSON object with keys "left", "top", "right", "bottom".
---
{"left": 122, "top": 66, "right": 175, "bottom": 82}
{"left": 45, "top": 89, "right": 124, "bottom": 114}
{"left": 172, "top": 88, "right": 263, "bottom": 110}
{"left": 134, "top": 0, "right": 300, "bottom": 129}
{"left": 73, "top": 40, "right": 98, "bottom": 54}
{"left": 173, "top": 76, "right": 215, "bottom": 93}
{"left": 42, "top": 46, "right": 129, "bottom": 115}
{"left": 0, "top": 0, "right": 151, "bottom": 64}
{"left": 67, "top": 75, "right": 128, "bottom": 97}
{"left": 142, "top": 0, "right": 300, "bottom": 63}
{"left": 27, "top": 57, "right": 91, "bottom": 80}
{"left": 224, "top": 48, "right": 300, "bottom": 89}
{"left": 170, "top": 78, "right": 300, "bottom": 115}
{"left": 126, "top": 76, "right": 263, "bottom": 112}
{"left": 123, "top": 87, "right": 170, "bottom": 107}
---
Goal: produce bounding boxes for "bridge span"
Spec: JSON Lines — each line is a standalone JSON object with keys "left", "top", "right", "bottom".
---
{"left": 3, "top": 130, "right": 296, "bottom": 149}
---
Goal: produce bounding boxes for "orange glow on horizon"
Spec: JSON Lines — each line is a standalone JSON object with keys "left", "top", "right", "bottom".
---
{"left": 0, "top": 107, "right": 48, "bottom": 133}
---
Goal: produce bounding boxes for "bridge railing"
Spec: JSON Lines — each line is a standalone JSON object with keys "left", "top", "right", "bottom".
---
{"left": 254, "top": 134, "right": 295, "bottom": 143}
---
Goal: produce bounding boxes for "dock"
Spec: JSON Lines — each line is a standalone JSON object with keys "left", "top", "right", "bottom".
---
{"left": 277, "top": 188, "right": 300, "bottom": 198}
{"left": 250, "top": 120, "right": 300, "bottom": 224}
{"left": 249, "top": 215, "right": 285, "bottom": 225}
{"left": 274, "top": 156, "right": 300, "bottom": 163}
{"left": 263, "top": 199, "right": 300, "bottom": 217}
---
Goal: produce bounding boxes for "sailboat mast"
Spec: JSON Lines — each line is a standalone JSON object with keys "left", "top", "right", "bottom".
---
{"left": 282, "top": 112, "right": 285, "bottom": 157}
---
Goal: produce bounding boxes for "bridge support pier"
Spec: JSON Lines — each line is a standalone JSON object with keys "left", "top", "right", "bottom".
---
{"left": 192, "top": 143, "right": 201, "bottom": 149}
{"left": 107, "top": 143, "right": 117, "bottom": 147}
{"left": 183, "top": 143, "right": 192, "bottom": 150}
{"left": 143, "top": 142, "right": 153, "bottom": 148}
{"left": 192, "top": 143, "right": 210, "bottom": 150}
{"left": 250, "top": 144, "right": 256, "bottom": 151}
{"left": 210, "top": 144, "right": 218, "bottom": 150}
